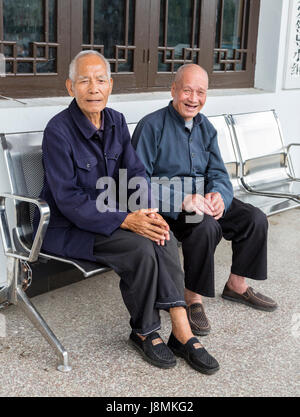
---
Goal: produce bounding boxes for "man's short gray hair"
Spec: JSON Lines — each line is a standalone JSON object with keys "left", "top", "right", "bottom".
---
{"left": 69, "top": 50, "right": 111, "bottom": 81}
{"left": 174, "top": 63, "right": 208, "bottom": 84}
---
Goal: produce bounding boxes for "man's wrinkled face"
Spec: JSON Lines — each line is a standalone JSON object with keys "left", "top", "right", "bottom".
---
{"left": 171, "top": 67, "right": 208, "bottom": 121}
{"left": 66, "top": 54, "right": 113, "bottom": 119}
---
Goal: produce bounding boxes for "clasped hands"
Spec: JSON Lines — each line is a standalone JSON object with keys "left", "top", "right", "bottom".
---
{"left": 120, "top": 192, "right": 224, "bottom": 245}
{"left": 120, "top": 208, "right": 170, "bottom": 245}
{"left": 182, "top": 192, "right": 224, "bottom": 220}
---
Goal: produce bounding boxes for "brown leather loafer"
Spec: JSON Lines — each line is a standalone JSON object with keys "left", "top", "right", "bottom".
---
{"left": 222, "top": 284, "right": 278, "bottom": 312}
{"left": 186, "top": 303, "right": 211, "bottom": 336}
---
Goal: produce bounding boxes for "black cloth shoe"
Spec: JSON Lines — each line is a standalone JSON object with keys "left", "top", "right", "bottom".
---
{"left": 222, "top": 284, "right": 278, "bottom": 312}
{"left": 129, "top": 331, "right": 176, "bottom": 369}
{"left": 186, "top": 303, "right": 211, "bottom": 336}
{"left": 167, "top": 333, "right": 219, "bottom": 375}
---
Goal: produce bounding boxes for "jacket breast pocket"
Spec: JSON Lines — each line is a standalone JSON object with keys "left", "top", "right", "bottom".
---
{"left": 74, "top": 156, "right": 98, "bottom": 188}
{"left": 193, "top": 150, "right": 210, "bottom": 173}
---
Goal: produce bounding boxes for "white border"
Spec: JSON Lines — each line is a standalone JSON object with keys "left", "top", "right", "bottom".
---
{"left": 284, "top": 0, "right": 300, "bottom": 89}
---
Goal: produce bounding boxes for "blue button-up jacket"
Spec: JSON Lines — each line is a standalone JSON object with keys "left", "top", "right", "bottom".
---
{"left": 33, "top": 99, "right": 148, "bottom": 262}
{"left": 132, "top": 102, "right": 233, "bottom": 219}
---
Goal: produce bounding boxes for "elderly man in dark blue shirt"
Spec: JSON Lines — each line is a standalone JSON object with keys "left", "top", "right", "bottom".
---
{"left": 132, "top": 64, "right": 277, "bottom": 337}
{"left": 33, "top": 52, "right": 220, "bottom": 374}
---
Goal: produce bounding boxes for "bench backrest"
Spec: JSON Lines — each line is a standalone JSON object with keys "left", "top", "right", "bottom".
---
{"left": 207, "top": 115, "right": 240, "bottom": 192}
{"left": 0, "top": 131, "right": 44, "bottom": 246}
{"left": 229, "top": 110, "right": 289, "bottom": 187}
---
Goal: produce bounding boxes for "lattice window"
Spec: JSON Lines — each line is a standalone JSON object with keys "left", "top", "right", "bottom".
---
{"left": 214, "top": 0, "right": 250, "bottom": 72}
{"left": 0, "top": 0, "right": 58, "bottom": 76}
{"left": 158, "top": 0, "right": 202, "bottom": 73}
{"left": 82, "top": 0, "right": 135, "bottom": 73}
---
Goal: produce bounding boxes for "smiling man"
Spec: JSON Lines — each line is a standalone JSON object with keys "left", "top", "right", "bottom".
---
{"left": 33, "top": 53, "right": 220, "bottom": 374}
{"left": 132, "top": 64, "right": 277, "bottom": 338}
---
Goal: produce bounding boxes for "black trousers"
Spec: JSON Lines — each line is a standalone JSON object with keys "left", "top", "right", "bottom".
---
{"left": 164, "top": 198, "right": 268, "bottom": 297}
{"left": 93, "top": 229, "right": 185, "bottom": 336}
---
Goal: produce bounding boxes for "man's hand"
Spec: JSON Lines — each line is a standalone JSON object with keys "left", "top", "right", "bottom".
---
{"left": 182, "top": 194, "right": 214, "bottom": 216}
{"left": 147, "top": 211, "right": 170, "bottom": 246}
{"left": 120, "top": 208, "right": 170, "bottom": 245}
{"left": 205, "top": 192, "right": 224, "bottom": 220}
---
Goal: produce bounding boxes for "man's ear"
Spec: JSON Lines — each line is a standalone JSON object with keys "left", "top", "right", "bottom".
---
{"left": 171, "top": 82, "right": 176, "bottom": 98}
{"left": 65, "top": 79, "right": 75, "bottom": 97}
{"left": 109, "top": 77, "right": 114, "bottom": 95}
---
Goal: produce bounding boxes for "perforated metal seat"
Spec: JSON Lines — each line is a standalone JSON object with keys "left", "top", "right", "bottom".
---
{"left": 207, "top": 114, "right": 300, "bottom": 215}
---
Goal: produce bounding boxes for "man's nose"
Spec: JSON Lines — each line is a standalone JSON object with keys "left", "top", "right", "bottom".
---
{"left": 189, "top": 90, "right": 198, "bottom": 102}
{"left": 88, "top": 80, "right": 99, "bottom": 93}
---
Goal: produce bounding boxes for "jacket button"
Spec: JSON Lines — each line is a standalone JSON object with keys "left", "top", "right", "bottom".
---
{"left": 86, "top": 163, "right": 91, "bottom": 169}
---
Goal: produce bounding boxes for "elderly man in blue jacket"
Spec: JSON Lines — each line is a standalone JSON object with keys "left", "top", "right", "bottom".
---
{"left": 132, "top": 64, "right": 277, "bottom": 337}
{"left": 33, "top": 52, "right": 220, "bottom": 374}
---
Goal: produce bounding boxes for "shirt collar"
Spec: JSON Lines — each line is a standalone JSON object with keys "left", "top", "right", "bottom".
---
{"left": 68, "top": 98, "right": 104, "bottom": 139}
{"left": 168, "top": 100, "right": 203, "bottom": 126}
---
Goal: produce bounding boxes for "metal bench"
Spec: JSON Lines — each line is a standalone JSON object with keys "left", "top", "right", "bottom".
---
{"left": 229, "top": 110, "right": 300, "bottom": 205}
{"left": 0, "top": 131, "right": 111, "bottom": 372}
{"left": 0, "top": 114, "right": 299, "bottom": 373}
{"left": 208, "top": 114, "right": 300, "bottom": 215}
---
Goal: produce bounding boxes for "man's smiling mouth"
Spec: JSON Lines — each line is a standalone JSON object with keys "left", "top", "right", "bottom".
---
{"left": 185, "top": 104, "right": 198, "bottom": 110}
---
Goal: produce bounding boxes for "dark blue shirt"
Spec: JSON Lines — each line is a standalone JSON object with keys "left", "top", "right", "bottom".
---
{"left": 33, "top": 99, "right": 149, "bottom": 262}
{"left": 132, "top": 101, "right": 233, "bottom": 219}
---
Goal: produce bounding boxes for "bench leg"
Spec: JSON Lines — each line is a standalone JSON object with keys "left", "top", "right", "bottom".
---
{"left": 16, "top": 285, "right": 72, "bottom": 372}
{"left": 5, "top": 257, "right": 71, "bottom": 372}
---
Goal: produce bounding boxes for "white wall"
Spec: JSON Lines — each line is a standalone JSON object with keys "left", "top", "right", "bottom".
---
{"left": 0, "top": 0, "right": 299, "bottom": 286}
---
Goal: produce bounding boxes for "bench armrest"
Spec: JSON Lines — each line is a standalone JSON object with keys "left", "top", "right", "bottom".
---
{"left": 286, "top": 143, "right": 300, "bottom": 180}
{"left": 0, "top": 192, "right": 50, "bottom": 263}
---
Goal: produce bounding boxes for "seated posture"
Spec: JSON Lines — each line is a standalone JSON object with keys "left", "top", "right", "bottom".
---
{"left": 33, "top": 52, "right": 219, "bottom": 374}
{"left": 132, "top": 64, "right": 277, "bottom": 337}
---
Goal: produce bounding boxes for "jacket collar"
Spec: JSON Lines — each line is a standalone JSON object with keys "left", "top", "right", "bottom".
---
{"left": 168, "top": 100, "right": 203, "bottom": 126}
{"left": 68, "top": 99, "right": 113, "bottom": 139}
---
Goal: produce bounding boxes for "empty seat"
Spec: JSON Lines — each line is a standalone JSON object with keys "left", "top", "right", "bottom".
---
{"left": 229, "top": 110, "right": 300, "bottom": 202}
{"left": 208, "top": 113, "right": 300, "bottom": 215}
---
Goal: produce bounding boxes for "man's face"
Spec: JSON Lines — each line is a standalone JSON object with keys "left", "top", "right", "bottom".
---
{"left": 66, "top": 54, "right": 113, "bottom": 120}
{"left": 171, "top": 67, "right": 208, "bottom": 121}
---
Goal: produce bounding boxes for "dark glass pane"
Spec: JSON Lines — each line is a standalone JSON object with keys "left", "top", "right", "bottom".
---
{"left": 93, "top": 0, "right": 134, "bottom": 56}
{"left": 3, "top": 0, "right": 44, "bottom": 58}
{"left": 5, "top": 61, "right": 13, "bottom": 73}
{"left": 4, "top": 44, "right": 13, "bottom": 57}
{"left": 214, "top": 0, "right": 248, "bottom": 72}
{"left": 159, "top": 0, "right": 165, "bottom": 47}
{"left": 215, "top": 0, "right": 222, "bottom": 48}
{"left": 17, "top": 62, "right": 33, "bottom": 73}
{"left": 83, "top": 0, "right": 91, "bottom": 44}
{"left": 83, "top": 0, "right": 135, "bottom": 72}
{"left": 128, "top": 0, "right": 135, "bottom": 45}
{"left": 118, "top": 49, "right": 133, "bottom": 72}
{"left": 194, "top": 0, "right": 201, "bottom": 48}
{"left": 158, "top": 50, "right": 171, "bottom": 72}
{"left": 37, "top": 48, "right": 57, "bottom": 73}
{"left": 222, "top": 0, "right": 244, "bottom": 49}
{"left": 158, "top": 0, "right": 195, "bottom": 71}
{"left": 48, "top": 0, "right": 57, "bottom": 43}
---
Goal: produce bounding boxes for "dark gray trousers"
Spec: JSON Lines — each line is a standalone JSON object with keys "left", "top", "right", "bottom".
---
{"left": 93, "top": 229, "right": 185, "bottom": 336}
{"left": 165, "top": 198, "right": 268, "bottom": 297}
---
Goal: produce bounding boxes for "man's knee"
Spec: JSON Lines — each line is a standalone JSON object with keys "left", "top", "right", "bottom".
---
{"left": 248, "top": 205, "right": 268, "bottom": 231}
{"left": 191, "top": 215, "right": 222, "bottom": 243}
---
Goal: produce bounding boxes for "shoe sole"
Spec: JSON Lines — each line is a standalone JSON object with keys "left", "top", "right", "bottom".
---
{"left": 221, "top": 294, "right": 277, "bottom": 312}
{"left": 190, "top": 327, "right": 211, "bottom": 337}
{"left": 170, "top": 347, "right": 220, "bottom": 375}
{"left": 129, "top": 339, "right": 177, "bottom": 369}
